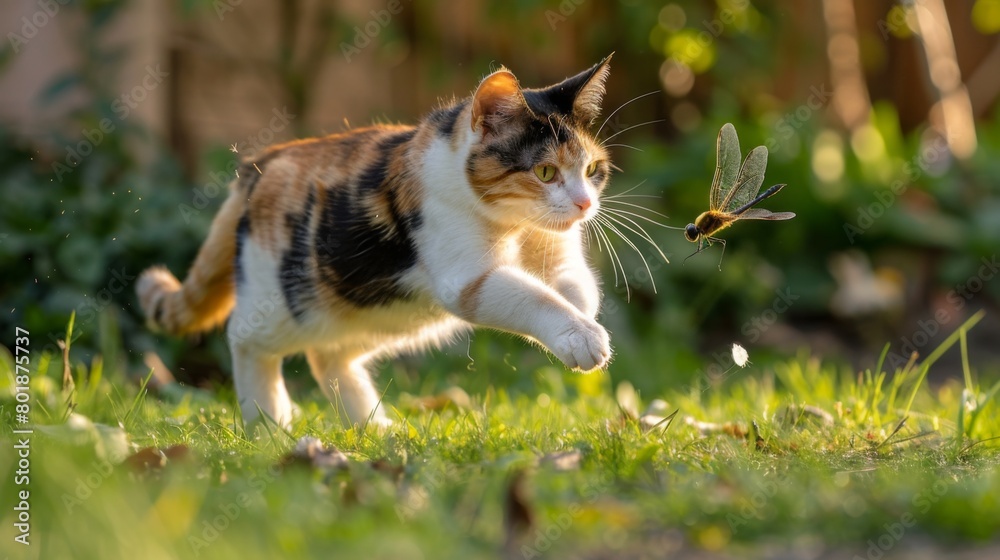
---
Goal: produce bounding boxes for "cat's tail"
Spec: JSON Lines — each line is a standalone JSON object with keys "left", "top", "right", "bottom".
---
{"left": 137, "top": 189, "right": 244, "bottom": 335}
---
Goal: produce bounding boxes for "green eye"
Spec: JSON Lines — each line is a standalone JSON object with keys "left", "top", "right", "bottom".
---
{"left": 586, "top": 161, "right": 599, "bottom": 177}
{"left": 534, "top": 164, "right": 557, "bottom": 183}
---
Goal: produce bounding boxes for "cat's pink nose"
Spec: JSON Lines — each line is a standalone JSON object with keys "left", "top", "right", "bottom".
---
{"left": 575, "top": 197, "right": 592, "bottom": 212}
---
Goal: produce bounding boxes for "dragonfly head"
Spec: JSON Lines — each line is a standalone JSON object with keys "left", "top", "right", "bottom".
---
{"left": 684, "top": 223, "right": 700, "bottom": 242}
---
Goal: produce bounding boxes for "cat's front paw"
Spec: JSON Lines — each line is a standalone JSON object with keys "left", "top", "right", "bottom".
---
{"left": 546, "top": 316, "right": 611, "bottom": 372}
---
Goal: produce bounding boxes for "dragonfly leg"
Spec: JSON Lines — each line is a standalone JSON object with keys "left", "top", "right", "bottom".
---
{"left": 710, "top": 237, "right": 727, "bottom": 270}
{"left": 683, "top": 237, "right": 707, "bottom": 265}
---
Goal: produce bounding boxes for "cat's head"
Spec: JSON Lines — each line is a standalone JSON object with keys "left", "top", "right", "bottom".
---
{"left": 464, "top": 55, "right": 613, "bottom": 232}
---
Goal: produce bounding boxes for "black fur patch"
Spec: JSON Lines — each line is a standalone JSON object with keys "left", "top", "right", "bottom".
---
{"left": 478, "top": 118, "right": 567, "bottom": 172}
{"left": 279, "top": 186, "right": 317, "bottom": 320}
{"left": 428, "top": 102, "right": 465, "bottom": 137}
{"left": 315, "top": 131, "right": 421, "bottom": 307}
{"left": 356, "top": 130, "right": 417, "bottom": 195}
{"left": 234, "top": 212, "right": 251, "bottom": 285}
{"left": 385, "top": 186, "right": 423, "bottom": 235}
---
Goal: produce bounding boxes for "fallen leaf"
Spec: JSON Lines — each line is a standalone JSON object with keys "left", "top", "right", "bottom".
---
{"left": 163, "top": 443, "right": 191, "bottom": 461}
{"left": 125, "top": 447, "right": 166, "bottom": 471}
{"left": 280, "top": 436, "right": 348, "bottom": 471}
{"left": 684, "top": 416, "right": 747, "bottom": 438}
{"left": 540, "top": 449, "right": 583, "bottom": 471}
{"left": 785, "top": 404, "right": 835, "bottom": 427}
{"left": 370, "top": 458, "right": 405, "bottom": 482}
{"left": 124, "top": 443, "right": 192, "bottom": 473}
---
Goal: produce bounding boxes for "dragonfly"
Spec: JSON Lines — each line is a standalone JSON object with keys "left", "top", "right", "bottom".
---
{"left": 684, "top": 123, "right": 795, "bottom": 268}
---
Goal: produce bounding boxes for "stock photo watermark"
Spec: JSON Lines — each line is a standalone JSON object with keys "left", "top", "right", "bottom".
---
{"left": 340, "top": 0, "right": 408, "bottom": 63}
{"left": 853, "top": 479, "right": 951, "bottom": 560}
{"left": 178, "top": 106, "right": 294, "bottom": 223}
{"left": 843, "top": 135, "right": 948, "bottom": 244}
{"left": 33, "top": 267, "right": 136, "bottom": 360}
{"left": 6, "top": 0, "right": 70, "bottom": 54}
{"left": 61, "top": 459, "right": 115, "bottom": 514}
{"left": 51, "top": 63, "right": 170, "bottom": 182}
{"left": 688, "top": 286, "right": 798, "bottom": 386}
{"left": 545, "top": 0, "right": 586, "bottom": 30}
{"left": 187, "top": 464, "right": 283, "bottom": 556}
{"left": 764, "top": 84, "right": 833, "bottom": 153}
{"left": 520, "top": 471, "right": 616, "bottom": 558}
{"left": 884, "top": 254, "right": 998, "bottom": 370}
{"left": 666, "top": 0, "right": 750, "bottom": 65}
{"left": 726, "top": 477, "right": 780, "bottom": 532}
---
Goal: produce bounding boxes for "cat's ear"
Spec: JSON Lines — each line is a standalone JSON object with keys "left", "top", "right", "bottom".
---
{"left": 471, "top": 68, "right": 528, "bottom": 134}
{"left": 531, "top": 54, "right": 613, "bottom": 126}
{"left": 571, "top": 53, "right": 613, "bottom": 125}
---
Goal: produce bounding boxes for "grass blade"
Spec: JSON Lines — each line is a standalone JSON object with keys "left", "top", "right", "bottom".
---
{"left": 902, "top": 310, "right": 986, "bottom": 416}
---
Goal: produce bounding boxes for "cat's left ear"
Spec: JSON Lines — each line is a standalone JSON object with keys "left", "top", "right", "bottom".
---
{"left": 570, "top": 53, "right": 612, "bottom": 125}
{"left": 538, "top": 53, "right": 613, "bottom": 126}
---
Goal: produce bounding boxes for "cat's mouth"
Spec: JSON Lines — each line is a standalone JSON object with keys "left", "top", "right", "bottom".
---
{"left": 544, "top": 214, "right": 588, "bottom": 231}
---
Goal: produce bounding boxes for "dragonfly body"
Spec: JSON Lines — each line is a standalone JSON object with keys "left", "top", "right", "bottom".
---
{"left": 685, "top": 124, "right": 795, "bottom": 264}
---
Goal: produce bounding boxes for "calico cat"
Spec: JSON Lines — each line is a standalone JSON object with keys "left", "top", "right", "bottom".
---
{"left": 137, "top": 55, "right": 615, "bottom": 428}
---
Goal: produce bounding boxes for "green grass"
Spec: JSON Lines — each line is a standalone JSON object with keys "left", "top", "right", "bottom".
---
{"left": 2, "top": 312, "right": 1000, "bottom": 560}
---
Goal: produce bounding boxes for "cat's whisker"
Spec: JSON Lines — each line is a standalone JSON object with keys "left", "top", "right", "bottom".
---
{"left": 605, "top": 180, "right": 648, "bottom": 200}
{"left": 588, "top": 220, "right": 605, "bottom": 253}
{"left": 591, "top": 219, "right": 619, "bottom": 285}
{"left": 605, "top": 209, "right": 685, "bottom": 235}
{"left": 595, "top": 215, "right": 656, "bottom": 295}
{"left": 600, "top": 211, "right": 670, "bottom": 265}
{"left": 545, "top": 114, "right": 560, "bottom": 140}
{"left": 593, "top": 217, "right": 630, "bottom": 301}
{"left": 602, "top": 204, "right": 684, "bottom": 231}
{"left": 601, "top": 198, "right": 671, "bottom": 220}
{"left": 600, "top": 119, "right": 666, "bottom": 146}
{"left": 599, "top": 210, "right": 658, "bottom": 247}
{"left": 595, "top": 90, "right": 660, "bottom": 138}
{"left": 603, "top": 194, "right": 663, "bottom": 200}
{"left": 601, "top": 143, "right": 643, "bottom": 152}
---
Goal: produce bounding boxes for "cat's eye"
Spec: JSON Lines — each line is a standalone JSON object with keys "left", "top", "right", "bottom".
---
{"left": 534, "top": 164, "right": 557, "bottom": 183}
{"left": 586, "top": 161, "right": 599, "bottom": 177}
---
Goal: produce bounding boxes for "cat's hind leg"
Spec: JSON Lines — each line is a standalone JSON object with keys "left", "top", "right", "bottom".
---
{"left": 305, "top": 348, "right": 390, "bottom": 429}
{"left": 227, "top": 292, "right": 295, "bottom": 427}
{"left": 229, "top": 342, "right": 294, "bottom": 428}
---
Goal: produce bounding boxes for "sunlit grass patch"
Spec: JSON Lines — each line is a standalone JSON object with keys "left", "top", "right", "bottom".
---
{"left": 1, "top": 314, "right": 998, "bottom": 559}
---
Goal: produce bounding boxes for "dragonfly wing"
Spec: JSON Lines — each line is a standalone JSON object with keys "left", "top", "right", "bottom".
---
{"left": 721, "top": 145, "right": 768, "bottom": 212}
{"left": 710, "top": 123, "right": 742, "bottom": 210}
{"left": 737, "top": 208, "right": 796, "bottom": 221}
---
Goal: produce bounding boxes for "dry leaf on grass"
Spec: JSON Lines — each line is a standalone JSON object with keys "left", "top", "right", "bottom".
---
{"left": 124, "top": 444, "right": 191, "bottom": 473}
{"left": 684, "top": 416, "right": 748, "bottom": 438}
{"left": 279, "top": 436, "right": 349, "bottom": 472}
{"left": 540, "top": 449, "right": 583, "bottom": 471}
{"left": 784, "top": 404, "right": 835, "bottom": 427}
